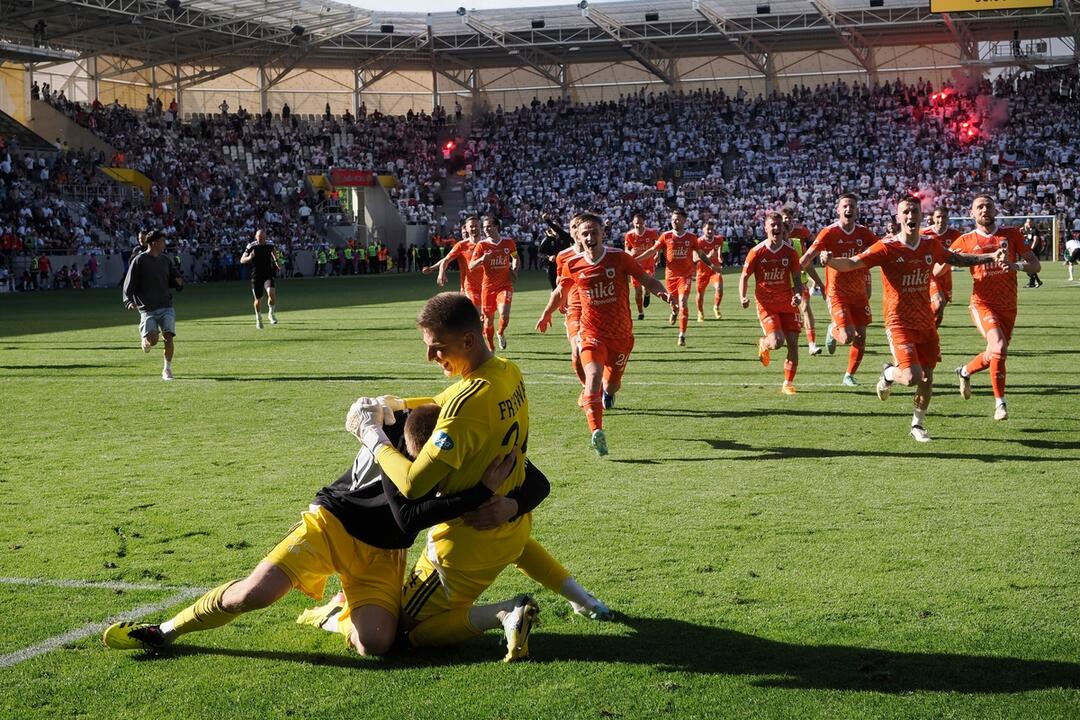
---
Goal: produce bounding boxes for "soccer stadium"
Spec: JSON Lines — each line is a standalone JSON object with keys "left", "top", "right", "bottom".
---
{"left": 1, "top": 0, "right": 1078, "bottom": 716}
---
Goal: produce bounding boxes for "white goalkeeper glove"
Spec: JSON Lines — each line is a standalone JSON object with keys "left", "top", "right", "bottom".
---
{"left": 376, "top": 395, "right": 406, "bottom": 425}
{"left": 345, "top": 398, "right": 390, "bottom": 453}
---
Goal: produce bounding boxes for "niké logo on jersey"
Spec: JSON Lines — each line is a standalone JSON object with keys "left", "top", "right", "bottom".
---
{"left": 432, "top": 431, "right": 455, "bottom": 450}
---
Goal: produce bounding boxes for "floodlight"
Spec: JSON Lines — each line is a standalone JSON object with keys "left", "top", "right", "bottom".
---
{"left": 645, "top": 12, "right": 659, "bottom": 21}
{"left": 381, "top": 23, "right": 394, "bottom": 33}
{"left": 578, "top": 1, "right": 589, "bottom": 9}
{"left": 531, "top": 19, "right": 545, "bottom": 28}
{"left": 456, "top": 7, "right": 466, "bottom": 15}
{"left": 165, "top": 0, "right": 181, "bottom": 10}
{"left": 756, "top": 4, "right": 770, "bottom": 14}
{"left": 291, "top": 24, "right": 305, "bottom": 35}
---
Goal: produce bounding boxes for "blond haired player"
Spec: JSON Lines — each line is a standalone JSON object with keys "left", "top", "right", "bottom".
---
{"left": 922, "top": 208, "right": 962, "bottom": 328}
{"left": 651, "top": 207, "right": 723, "bottom": 346}
{"left": 624, "top": 210, "right": 660, "bottom": 320}
{"left": 351, "top": 293, "right": 563, "bottom": 660}
{"left": 949, "top": 194, "right": 1040, "bottom": 421}
{"left": 694, "top": 219, "right": 725, "bottom": 322}
{"left": 820, "top": 196, "right": 1002, "bottom": 440}
{"left": 740, "top": 212, "right": 804, "bottom": 395}
{"left": 424, "top": 215, "right": 483, "bottom": 309}
{"left": 537, "top": 213, "right": 672, "bottom": 456}
{"left": 800, "top": 193, "right": 879, "bottom": 385}
{"left": 468, "top": 215, "right": 518, "bottom": 350}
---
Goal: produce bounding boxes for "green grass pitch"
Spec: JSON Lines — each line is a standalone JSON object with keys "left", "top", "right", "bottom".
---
{"left": 1, "top": 268, "right": 1077, "bottom": 719}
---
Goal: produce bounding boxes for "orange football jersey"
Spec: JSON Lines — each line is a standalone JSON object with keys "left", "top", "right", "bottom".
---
{"left": 949, "top": 226, "right": 1029, "bottom": 311}
{"left": 559, "top": 248, "right": 648, "bottom": 342}
{"left": 743, "top": 241, "right": 801, "bottom": 314}
{"left": 856, "top": 235, "right": 953, "bottom": 331}
{"left": 809, "top": 223, "right": 878, "bottom": 302}
{"left": 655, "top": 231, "right": 704, "bottom": 278}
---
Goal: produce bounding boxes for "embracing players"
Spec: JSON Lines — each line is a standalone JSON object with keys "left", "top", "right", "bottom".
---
{"left": 240, "top": 229, "right": 280, "bottom": 329}
{"left": 819, "top": 196, "right": 1002, "bottom": 440}
{"left": 537, "top": 213, "right": 673, "bottom": 456}
{"left": 800, "top": 193, "right": 879, "bottom": 385}
{"left": 739, "top": 212, "right": 804, "bottom": 395}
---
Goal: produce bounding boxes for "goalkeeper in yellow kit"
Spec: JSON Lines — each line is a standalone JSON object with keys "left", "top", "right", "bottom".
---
{"left": 351, "top": 292, "right": 599, "bottom": 660}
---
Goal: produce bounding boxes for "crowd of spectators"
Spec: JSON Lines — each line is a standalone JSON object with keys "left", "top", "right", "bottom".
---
{"left": 457, "top": 65, "right": 1080, "bottom": 263}
{"left": 3, "top": 65, "right": 1078, "bottom": 292}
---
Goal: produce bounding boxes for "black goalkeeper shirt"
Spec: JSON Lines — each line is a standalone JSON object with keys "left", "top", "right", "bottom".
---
{"left": 313, "top": 447, "right": 550, "bottom": 550}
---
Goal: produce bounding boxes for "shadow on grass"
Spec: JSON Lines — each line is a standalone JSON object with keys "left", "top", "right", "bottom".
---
{"left": 137, "top": 615, "right": 1080, "bottom": 694}
{"left": 0, "top": 363, "right": 112, "bottom": 370}
{"left": 698, "top": 438, "right": 1080, "bottom": 463}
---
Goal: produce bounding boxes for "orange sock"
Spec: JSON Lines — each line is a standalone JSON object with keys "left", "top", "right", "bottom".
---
{"left": 571, "top": 354, "right": 585, "bottom": 386}
{"left": 806, "top": 326, "right": 816, "bottom": 343}
{"left": 989, "top": 353, "right": 1006, "bottom": 399}
{"left": 847, "top": 342, "right": 864, "bottom": 375}
{"left": 679, "top": 308, "right": 688, "bottom": 333}
{"left": 497, "top": 317, "right": 508, "bottom": 334}
{"left": 784, "top": 358, "right": 797, "bottom": 383}
{"left": 714, "top": 289, "right": 723, "bottom": 307}
{"left": 484, "top": 325, "right": 495, "bottom": 349}
{"left": 965, "top": 352, "right": 991, "bottom": 376}
{"left": 582, "top": 392, "right": 603, "bottom": 432}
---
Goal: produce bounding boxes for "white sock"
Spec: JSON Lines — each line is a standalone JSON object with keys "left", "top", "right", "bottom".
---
{"left": 467, "top": 598, "right": 518, "bottom": 632}
{"left": 996, "top": 396, "right": 1006, "bottom": 407}
{"left": 884, "top": 365, "right": 896, "bottom": 383}
{"left": 268, "top": 304, "right": 275, "bottom": 316}
{"left": 321, "top": 615, "right": 339, "bottom": 633}
{"left": 560, "top": 577, "right": 596, "bottom": 610}
{"left": 912, "top": 408, "right": 926, "bottom": 427}
{"left": 159, "top": 619, "right": 175, "bottom": 637}
{"left": 164, "top": 360, "right": 172, "bottom": 371}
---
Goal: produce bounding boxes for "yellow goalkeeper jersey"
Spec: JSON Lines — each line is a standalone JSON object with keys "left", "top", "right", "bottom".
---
{"left": 421, "top": 355, "right": 532, "bottom": 569}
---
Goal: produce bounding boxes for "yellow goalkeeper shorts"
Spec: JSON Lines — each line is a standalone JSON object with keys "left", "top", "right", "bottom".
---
{"left": 265, "top": 505, "right": 405, "bottom": 618}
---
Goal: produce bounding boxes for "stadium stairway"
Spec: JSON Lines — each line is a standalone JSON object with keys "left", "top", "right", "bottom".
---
{"left": 28, "top": 99, "right": 116, "bottom": 158}
{"left": 0, "top": 108, "right": 56, "bottom": 153}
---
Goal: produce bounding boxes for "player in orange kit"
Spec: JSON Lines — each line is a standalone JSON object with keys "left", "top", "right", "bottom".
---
{"left": 554, "top": 213, "right": 588, "bottom": 388}
{"left": 921, "top": 207, "right": 962, "bottom": 327}
{"left": 819, "top": 196, "right": 1002, "bottom": 440}
{"left": 624, "top": 210, "right": 660, "bottom": 320}
{"left": 739, "top": 212, "right": 804, "bottom": 395}
{"left": 651, "top": 207, "right": 723, "bottom": 346}
{"left": 468, "top": 215, "right": 519, "bottom": 350}
{"left": 537, "top": 213, "right": 673, "bottom": 456}
{"left": 694, "top": 219, "right": 725, "bottom": 322}
{"left": 799, "top": 193, "right": 879, "bottom": 386}
{"left": 949, "top": 194, "right": 1041, "bottom": 421}
{"left": 782, "top": 205, "right": 824, "bottom": 355}
{"left": 424, "top": 215, "right": 482, "bottom": 309}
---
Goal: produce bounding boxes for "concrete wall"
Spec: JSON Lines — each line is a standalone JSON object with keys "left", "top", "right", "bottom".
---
{"left": 28, "top": 99, "right": 117, "bottom": 157}
{"left": 361, "top": 183, "right": 406, "bottom": 253}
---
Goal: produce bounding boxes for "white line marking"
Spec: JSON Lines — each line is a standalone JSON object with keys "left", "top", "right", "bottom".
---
{"left": 0, "top": 577, "right": 197, "bottom": 593}
{"left": 0, "top": 588, "right": 203, "bottom": 668}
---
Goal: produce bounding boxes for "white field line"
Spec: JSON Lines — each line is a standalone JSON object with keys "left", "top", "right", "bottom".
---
{"left": 0, "top": 578, "right": 205, "bottom": 669}
{"left": 0, "top": 576, "right": 197, "bottom": 592}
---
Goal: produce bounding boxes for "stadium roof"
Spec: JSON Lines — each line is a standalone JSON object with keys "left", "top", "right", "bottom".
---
{"left": 2, "top": 0, "right": 1076, "bottom": 82}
